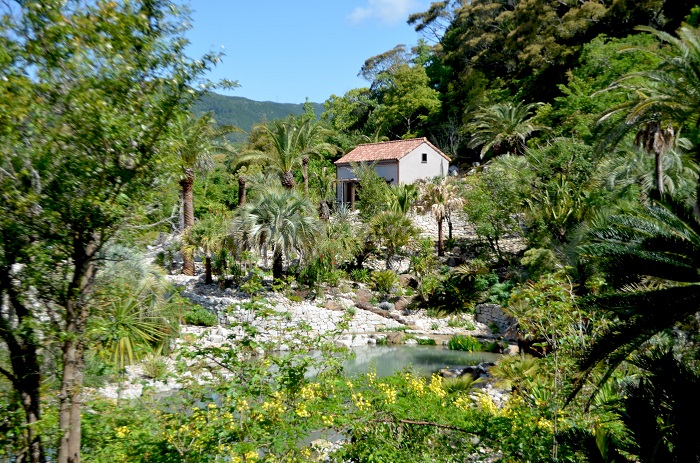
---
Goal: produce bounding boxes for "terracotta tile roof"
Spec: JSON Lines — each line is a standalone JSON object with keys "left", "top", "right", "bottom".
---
{"left": 334, "top": 137, "right": 450, "bottom": 164}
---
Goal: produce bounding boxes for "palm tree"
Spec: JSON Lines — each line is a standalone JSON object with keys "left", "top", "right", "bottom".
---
{"left": 597, "top": 26, "right": 700, "bottom": 208}
{"left": 237, "top": 115, "right": 336, "bottom": 192}
{"left": 389, "top": 183, "right": 418, "bottom": 215}
{"left": 233, "top": 186, "right": 320, "bottom": 280}
{"left": 416, "top": 177, "right": 464, "bottom": 256}
{"left": 183, "top": 212, "right": 231, "bottom": 284}
{"left": 171, "top": 112, "right": 239, "bottom": 275}
{"left": 573, "top": 198, "right": 700, "bottom": 398}
{"left": 467, "top": 101, "right": 542, "bottom": 158}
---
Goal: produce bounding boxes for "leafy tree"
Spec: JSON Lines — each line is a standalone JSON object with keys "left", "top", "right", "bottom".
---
{"left": 233, "top": 186, "right": 320, "bottom": 280}
{"left": 0, "top": 1, "right": 216, "bottom": 461}
{"left": 351, "top": 162, "right": 391, "bottom": 221}
{"left": 463, "top": 158, "right": 525, "bottom": 262}
{"left": 170, "top": 112, "right": 238, "bottom": 275}
{"left": 374, "top": 64, "right": 441, "bottom": 138}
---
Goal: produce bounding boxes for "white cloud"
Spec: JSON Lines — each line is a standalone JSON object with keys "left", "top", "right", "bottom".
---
{"left": 348, "top": 0, "right": 420, "bottom": 25}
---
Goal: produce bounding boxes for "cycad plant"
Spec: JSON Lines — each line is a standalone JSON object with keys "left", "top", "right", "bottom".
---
{"left": 575, "top": 198, "right": 700, "bottom": 395}
{"left": 90, "top": 246, "right": 177, "bottom": 370}
{"left": 233, "top": 186, "right": 320, "bottom": 280}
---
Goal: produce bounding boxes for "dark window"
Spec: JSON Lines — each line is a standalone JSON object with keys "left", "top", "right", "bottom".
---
{"left": 421, "top": 153, "right": 427, "bottom": 163}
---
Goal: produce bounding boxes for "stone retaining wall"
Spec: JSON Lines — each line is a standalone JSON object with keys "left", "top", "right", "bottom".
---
{"left": 474, "top": 303, "right": 516, "bottom": 336}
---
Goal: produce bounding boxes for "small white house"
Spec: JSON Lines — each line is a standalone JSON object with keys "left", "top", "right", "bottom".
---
{"left": 334, "top": 137, "right": 451, "bottom": 207}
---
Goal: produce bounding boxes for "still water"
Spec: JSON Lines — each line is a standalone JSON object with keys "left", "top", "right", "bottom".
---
{"left": 342, "top": 345, "right": 502, "bottom": 378}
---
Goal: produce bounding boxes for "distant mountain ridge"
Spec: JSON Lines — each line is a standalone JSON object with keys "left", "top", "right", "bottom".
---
{"left": 192, "top": 92, "right": 325, "bottom": 143}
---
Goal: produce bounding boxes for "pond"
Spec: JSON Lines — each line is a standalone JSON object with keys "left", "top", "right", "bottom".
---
{"left": 343, "top": 345, "right": 502, "bottom": 378}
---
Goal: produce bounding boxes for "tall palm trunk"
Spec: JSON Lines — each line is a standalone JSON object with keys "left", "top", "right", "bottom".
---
{"left": 655, "top": 150, "right": 664, "bottom": 198}
{"left": 302, "top": 156, "right": 309, "bottom": 195}
{"left": 272, "top": 249, "right": 283, "bottom": 280}
{"left": 204, "top": 255, "right": 213, "bottom": 284}
{"left": 238, "top": 174, "right": 247, "bottom": 206}
{"left": 180, "top": 168, "right": 195, "bottom": 276}
{"left": 437, "top": 218, "right": 445, "bottom": 257}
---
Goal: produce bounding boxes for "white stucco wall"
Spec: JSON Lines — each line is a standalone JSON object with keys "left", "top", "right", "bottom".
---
{"left": 398, "top": 143, "right": 449, "bottom": 184}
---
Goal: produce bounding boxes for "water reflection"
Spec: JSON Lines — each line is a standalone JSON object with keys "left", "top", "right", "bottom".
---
{"left": 343, "top": 345, "right": 502, "bottom": 378}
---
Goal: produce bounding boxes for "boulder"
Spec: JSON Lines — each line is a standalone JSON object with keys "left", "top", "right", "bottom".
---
{"left": 355, "top": 288, "right": 373, "bottom": 303}
{"left": 355, "top": 301, "right": 375, "bottom": 311}
{"left": 404, "top": 338, "right": 418, "bottom": 346}
{"left": 393, "top": 297, "right": 410, "bottom": 312}
{"left": 398, "top": 274, "right": 418, "bottom": 288}
{"left": 325, "top": 300, "right": 344, "bottom": 311}
{"left": 386, "top": 332, "right": 405, "bottom": 344}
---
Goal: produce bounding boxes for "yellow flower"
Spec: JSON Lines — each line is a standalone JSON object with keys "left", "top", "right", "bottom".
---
{"left": 296, "top": 404, "right": 310, "bottom": 418}
{"left": 352, "top": 392, "right": 371, "bottom": 411}
{"left": 115, "top": 426, "right": 129, "bottom": 438}
{"left": 476, "top": 393, "right": 499, "bottom": 415}
{"left": 428, "top": 374, "right": 446, "bottom": 399}
{"left": 322, "top": 414, "right": 334, "bottom": 427}
{"left": 245, "top": 450, "right": 258, "bottom": 461}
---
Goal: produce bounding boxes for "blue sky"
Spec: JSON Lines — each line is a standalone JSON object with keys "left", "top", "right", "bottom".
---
{"left": 184, "top": 1, "right": 429, "bottom": 104}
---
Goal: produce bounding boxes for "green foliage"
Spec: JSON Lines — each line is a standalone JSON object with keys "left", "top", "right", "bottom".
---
{"left": 352, "top": 162, "right": 392, "bottom": 220}
{"left": 447, "top": 335, "right": 483, "bottom": 352}
{"left": 463, "top": 158, "right": 525, "bottom": 261}
{"left": 371, "top": 269, "right": 399, "bottom": 295}
{"left": 416, "top": 337, "right": 436, "bottom": 345}
{"left": 350, "top": 268, "right": 371, "bottom": 283}
{"left": 182, "top": 305, "right": 218, "bottom": 327}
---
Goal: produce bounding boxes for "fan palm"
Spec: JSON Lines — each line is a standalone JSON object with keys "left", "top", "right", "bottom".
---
{"left": 170, "top": 112, "right": 239, "bottom": 275}
{"left": 233, "top": 186, "right": 320, "bottom": 280}
{"left": 416, "top": 177, "right": 464, "bottom": 256}
{"left": 183, "top": 212, "right": 232, "bottom": 284}
{"left": 467, "top": 101, "right": 542, "bottom": 158}
{"left": 574, "top": 198, "right": 700, "bottom": 397}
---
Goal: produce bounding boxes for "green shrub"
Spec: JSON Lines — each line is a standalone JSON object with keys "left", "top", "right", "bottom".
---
{"left": 350, "top": 268, "right": 371, "bottom": 283}
{"left": 372, "top": 269, "right": 399, "bottom": 294}
{"left": 416, "top": 338, "right": 436, "bottom": 346}
{"left": 183, "top": 305, "right": 218, "bottom": 327}
{"left": 447, "top": 334, "right": 482, "bottom": 352}
{"left": 141, "top": 349, "right": 168, "bottom": 380}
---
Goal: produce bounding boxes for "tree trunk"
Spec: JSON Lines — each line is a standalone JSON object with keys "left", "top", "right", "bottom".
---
{"left": 180, "top": 169, "right": 195, "bottom": 276}
{"left": 281, "top": 170, "right": 295, "bottom": 189}
{"left": 437, "top": 218, "right": 445, "bottom": 257}
{"left": 318, "top": 200, "right": 330, "bottom": 221}
{"left": 57, "top": 238, "right": 98, "bottom": 463}
{"left": 205, "top": 255, "right": 213, "bottom": 285}
{"left": 447, "top": 211, "right": 453, "bottom": 241}
{"left": 0, "top": 265, "right": 45, "bottom": 463}
{"left": 655, "top": 150, "right": 664, "bottom": 198}
{"left": 272, "top": 250, "right": 283, "bottom": 280}
{"left": 302, "top": 156, "right": 309, "bottom": 195}
{"left": 238, "top": 175, "right": 247, "bottom": 206}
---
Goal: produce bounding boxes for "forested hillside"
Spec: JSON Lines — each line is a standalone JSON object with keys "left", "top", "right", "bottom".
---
{"left": 192, "top": 92, "right": 324, "bottom": 142}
